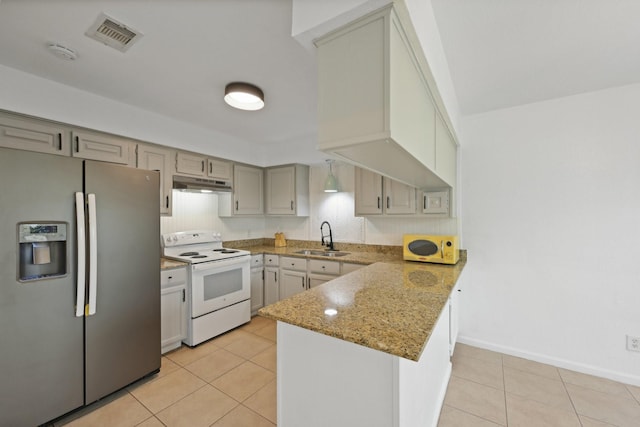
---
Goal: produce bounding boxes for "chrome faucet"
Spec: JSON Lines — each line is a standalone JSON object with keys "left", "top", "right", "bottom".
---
{"left": 320, "top": 221, "right": 335, "bottom": 251}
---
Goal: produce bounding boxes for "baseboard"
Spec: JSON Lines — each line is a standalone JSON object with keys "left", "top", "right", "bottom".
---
{"left": 457, "top": 335, "right": 640, "bottom": 387}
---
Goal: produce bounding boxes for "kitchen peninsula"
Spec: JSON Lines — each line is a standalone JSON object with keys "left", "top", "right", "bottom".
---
{"left": 259, "top": 253, "right": 466, "bottom": 427}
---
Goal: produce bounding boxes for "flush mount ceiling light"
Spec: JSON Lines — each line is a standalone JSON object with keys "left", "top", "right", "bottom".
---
{"left": 324, "top": 159, "right": 340, "bottom": 193}
{"left": 224, "top": 82, "right": 264, "bottom": 111}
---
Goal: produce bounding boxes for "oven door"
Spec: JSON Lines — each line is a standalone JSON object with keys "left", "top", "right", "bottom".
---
{"left": 191, "top": 256, "right": 250, "bottom": 318}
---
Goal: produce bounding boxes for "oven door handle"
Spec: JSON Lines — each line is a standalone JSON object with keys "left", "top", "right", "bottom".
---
{"left": 192, "top": 256, "right": 250, "bottom": 272}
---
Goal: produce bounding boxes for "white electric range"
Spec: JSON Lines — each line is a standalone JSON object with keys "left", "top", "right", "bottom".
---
{"left": 162, "top": 230, "right": 251, "bottom": 346}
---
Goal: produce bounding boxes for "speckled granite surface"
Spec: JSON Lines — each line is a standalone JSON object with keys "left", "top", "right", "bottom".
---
{"left": 161, "top": 257, "right": 188, "bottom": 270}
{"left": 258, "top": 252, "right": 467, "bottom": 362}
{"left": 225, "top": 239, "right": 404, "bottom": 265}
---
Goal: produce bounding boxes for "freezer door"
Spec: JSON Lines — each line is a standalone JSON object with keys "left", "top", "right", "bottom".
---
{"left": 84, "top": 161, "right": 161, "bottom": 403}
{"left": 0, "top": 148, "right": 84, "bottom": 426}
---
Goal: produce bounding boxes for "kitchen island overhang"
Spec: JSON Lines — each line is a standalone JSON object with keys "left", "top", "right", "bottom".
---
{"left": 259, "top": 257, "right": 466, "bottom": 427}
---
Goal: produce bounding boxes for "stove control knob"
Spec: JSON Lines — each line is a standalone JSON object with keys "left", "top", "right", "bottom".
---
{"left": 165, "top": 237, "right": 171, "bottom": 244}
{"left": 172, "top": 235, "right": 178, "bottom": 242}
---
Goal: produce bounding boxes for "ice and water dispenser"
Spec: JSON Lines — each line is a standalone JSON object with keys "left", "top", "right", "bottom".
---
{"left": 18, "top": 223, "right": 67, "bottom": 281}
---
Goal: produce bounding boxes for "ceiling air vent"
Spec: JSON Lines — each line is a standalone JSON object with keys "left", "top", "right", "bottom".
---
{"left": 85, "top": 13, "right": 143, "bottom": 52}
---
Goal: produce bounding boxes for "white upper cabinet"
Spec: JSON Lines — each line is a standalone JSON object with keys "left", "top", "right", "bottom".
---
{"left": 265, "top": 164, "right": 309, "bottom": 216}
{"left": 72, "top": 130, "right": 133, "bottom": 165}
{"left": 0, "top": 112, "right": 70, "bottom": 156}
{"left": 136, "top": 143, "right": 174, "bottom": 215}
{"left": 176, "top": 152, "right": 206, "bottom": 176}
{"left": 354, "top": 167, "right": 416, "bottom": 216}
{"left": 219, "top": 164, "right": 263, "bottom": 216}
{"left": 316, "top": 4, "right": 456, "bottom": 190}
{"left": 207, "top": 158, "right": 232, "bottom": 181}
{"left": 176, "top": 152, "right": 232, "bottom": 181}
{"left": 435, "top": 114, "right": 457, "bottom": 189}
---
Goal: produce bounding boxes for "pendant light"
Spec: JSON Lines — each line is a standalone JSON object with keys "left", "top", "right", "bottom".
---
{"left": 323, "top": 159, "right": 339, "bottom": 193}
{"left": 224, "top": 82, "right": 264, "bottom": 111}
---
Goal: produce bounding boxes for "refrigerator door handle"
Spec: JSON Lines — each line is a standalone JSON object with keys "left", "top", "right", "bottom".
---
{"left": 87, "top": 193, "right": 98, "bottom": 316}
{"left": 74, "top": 192, "right": 86, "bottom": 317}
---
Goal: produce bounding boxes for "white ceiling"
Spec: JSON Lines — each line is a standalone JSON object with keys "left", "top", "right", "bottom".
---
{"left": 1, "top": 0, "right": 639, "bottom": 155}
{"left": 430, "top": 0, "right": 640, "bottom": 115}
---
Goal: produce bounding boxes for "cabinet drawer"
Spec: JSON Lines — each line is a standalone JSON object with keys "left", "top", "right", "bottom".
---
{"left": 161, "top": 268, "right": 187, "bottom": 288}
{"left": 280, "top": 256, "right": 306, "bottom": 271}
{"left": 308, "top": 259, "right": 340, "bottom": 275}
{"left": 251, "top": 254, "right": 264, "bottom": 267}
{"left": 264, "top": 255, "right": 279, "bottom": 266}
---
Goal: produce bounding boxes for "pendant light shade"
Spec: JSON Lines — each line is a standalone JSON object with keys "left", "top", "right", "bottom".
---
{"left": 323, "top": 160, "right": 339, "bottom": 193}
{"left": 224, "top": 82, "right": 264, "bottom": 111}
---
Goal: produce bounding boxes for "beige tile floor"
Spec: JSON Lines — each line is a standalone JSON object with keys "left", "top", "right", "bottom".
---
{"left": 55, "top": 317, "right": 640, "bottom": 427}
{"left": 439, "top": 343, "right": 640, "bottom": 427}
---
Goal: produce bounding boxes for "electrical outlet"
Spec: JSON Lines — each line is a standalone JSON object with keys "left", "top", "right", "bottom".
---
{"left": 627, "top": 335, "right": 640, "bottom": 352}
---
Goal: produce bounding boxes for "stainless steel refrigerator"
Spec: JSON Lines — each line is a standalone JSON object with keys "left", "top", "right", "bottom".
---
{"left": 0, "top": 147, "right": 161, "bottom": 426}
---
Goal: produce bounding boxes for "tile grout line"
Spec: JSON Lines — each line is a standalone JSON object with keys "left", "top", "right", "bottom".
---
{"left": 501, "top": 354, "right": 509, "bottom": 426}
{"left": 557, "top": 369, "right": 586, "bottom": 427}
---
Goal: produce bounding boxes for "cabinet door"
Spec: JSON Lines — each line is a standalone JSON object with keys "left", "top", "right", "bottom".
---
{"left": 0, "top": 113, "right": 70, "bottom": 156}
{"left": 266, "top": 166, "right": 296, "bottom": 215}
{"left": 208, "top": 158, "right": 233, "bottom": 180}
{"left": 449, "top": 282, "right": 461, "bottom": 356}
{"left": 234, "top": 165, "right": 263, "bottom": 215}
{"left": 280, "top": 270, "right": 307, "bottom": 300}
{"left": 137, "top": 144, "right": 174, "bottom": 215}
{"left": 384, "top": 177, "right": 416, "bottom": 214}
{"left": 71, "top": 130, "right": 132, "bottom": 165}
{"left": 435, "top": 114, "right": 457, "bottom": 187}
{"left": 250, "top": 267, "right": 264, "bottom": 315}
{"left": 176, "top": 152, "right": 207, "bottom": 177}
{"left": 264, "top": 267, "right": 279, "bottom": 305}
{"left": 308, "top": 273, "right": 336, "bottom": 288}
{"left": 355, "top": 168, "right": 383, "bottom": 215}
{"left": 161, "top": 285, "right": 186, "bottom": 354}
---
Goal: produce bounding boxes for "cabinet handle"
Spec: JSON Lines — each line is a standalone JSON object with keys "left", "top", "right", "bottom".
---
{"left": 387, "top": 196, "right": 390, "bottom": 209}
{"left": 235, "top": 200, "right": 239, "bottom": 211}
{"left": 166, "top": 196, "right": 169, "bottom": 209}
{"left": 423, "top": 195, "right": 427, "bottom": 210}
{"left": 209, "top": 162, "right": 212, "bottom": 174}
{"left": 301, "top": 277, "right": 305, "bottom": 289}
{"left": 182, "top": 289, "right": 186, "bottom": 302}
{"left": 262, "top": 270, "right": 264, "bottom": 280}
{"left": 290, "top": 200, "right": 294, "bottom": 211}
{"left": 377, "top": 196, "right": 381, "bottom": 209}
{"left": 57, "top": 133, "right": 62, "bottom": 150}
{"left": 307, "top": 277, "right": 310, "bottom": 289}
{"left": 201, "top": 160, "right": 205, "bottom": 172}
{"left": 75, "top": 136, "right": 79, "bottom": 153}
{"left": 274, "top": 271, "right": 277, "bottom": 283}
{"left": 168, "top": 275, "right": 173, "bottom": 280}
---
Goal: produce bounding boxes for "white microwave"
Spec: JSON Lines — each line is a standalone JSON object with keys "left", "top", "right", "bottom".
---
{"left": 403, "top": 235, "right": 459, "bottom": 265}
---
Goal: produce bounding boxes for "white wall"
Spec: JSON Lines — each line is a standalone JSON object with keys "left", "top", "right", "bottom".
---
{"left": 0, "top": 64, "right": 262, "bottom": 165}
{"left": 162, "top": 162, "right": 457, "bottom": 245}
{"left": 459, "top": 83, "right": 640, "bottom": 386}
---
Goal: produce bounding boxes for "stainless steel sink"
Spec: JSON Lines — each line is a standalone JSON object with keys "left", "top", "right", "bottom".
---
{"left": 294, "top": 250, "right": 349, "bottom": 257}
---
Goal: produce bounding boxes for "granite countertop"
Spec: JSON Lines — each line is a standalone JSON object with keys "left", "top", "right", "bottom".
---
{"left": 161, "top": 257, "right": 188, "bottom": 270}
{"left": 259, "top": 255, "right": 466, "bottom": 362}
{"left": 226, "top": 241, "right": 405, "bottom": 265}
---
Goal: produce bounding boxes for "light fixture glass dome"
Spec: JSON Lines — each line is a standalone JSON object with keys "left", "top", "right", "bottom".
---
{"left": 224, "top": 82, "right": 264, "bottom": 111}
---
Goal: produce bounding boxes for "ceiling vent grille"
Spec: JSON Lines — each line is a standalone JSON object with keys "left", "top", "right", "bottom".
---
{"left": 85, "top": 13, "right": 143, "bottom": 52}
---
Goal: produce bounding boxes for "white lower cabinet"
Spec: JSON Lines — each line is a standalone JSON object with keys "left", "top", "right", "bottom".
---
{"left": 161, "top": 267, "right": 187, "bottom": 354}
{"left": 280, "top": 257, "right": 342, "bottom": 299}
{"left": 280, "top": 269, "right": 307, "bottom": 299}
{"left": 264, "top": 255, "right": 280, "bottom": 306}
{"left": 250, "top": 255, "right": 264, "bottom": 315}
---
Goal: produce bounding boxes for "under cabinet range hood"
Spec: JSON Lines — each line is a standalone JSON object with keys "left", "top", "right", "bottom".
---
{"left": 172, "top": 175, "right": 232, "bottom": 193}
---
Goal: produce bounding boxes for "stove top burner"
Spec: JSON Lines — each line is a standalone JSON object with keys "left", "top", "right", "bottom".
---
{"left": 191, "top": 255, "right": 208, "bottom": 259}
{"left": 213, "top": 249, "right": 238, "bottom": 254}
{"left": 180, "top": 251, "right": 199, "bottom": 256}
